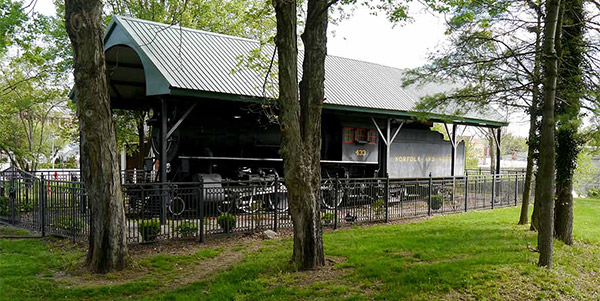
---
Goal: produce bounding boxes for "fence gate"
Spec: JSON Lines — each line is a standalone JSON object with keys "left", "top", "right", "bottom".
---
{"left": 0, "top": 167, "right": 41, "bottom": 231}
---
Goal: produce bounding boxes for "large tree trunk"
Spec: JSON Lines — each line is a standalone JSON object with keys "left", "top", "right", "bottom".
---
{"left": 554, "top": 0, "right": 583, "bottom": 245}
{"left": 273, "top": 0, "right": 328, "bottom": 269}
{"left": 65, "top": 0, "right": 129, "bottom": 273}
{"left": 520, "top": 12, "right": 543, "bottom": 226}
{"left": 537, "top": 0, "right": 562, "bottom": 268}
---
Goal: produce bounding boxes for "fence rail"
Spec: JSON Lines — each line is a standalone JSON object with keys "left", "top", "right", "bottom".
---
{"left": 1, "top": 167, "right": 525, "bottom": 243}
{"left": 28, "top": 169, "right": 156, "bottom": 184}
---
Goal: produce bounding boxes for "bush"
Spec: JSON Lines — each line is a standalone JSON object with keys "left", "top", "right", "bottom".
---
{"left": 372, "top": 198, "right": 385, "bottom": 216}
{"left": 19, "top": 201, "right": 33, "bottom": 212}
{"left": 51, "top": 216, "right": 87, "bottom": 233}
{"left": 587, "top": 187, "right": 600, "bottom": 199}
{"left": 321, "top": 212, "right": 335, "bottom": 224}
{"left": 174, "top": 221, "right": 198, "bottom": 237}
{"left": 430, "top": 194, "right": 443, "bottom": 210}
{"left": 139, "top": 219, "right": 161, "bottom": 241}
{"left": 217, "top": 213, "right": 236, "bottom": 233}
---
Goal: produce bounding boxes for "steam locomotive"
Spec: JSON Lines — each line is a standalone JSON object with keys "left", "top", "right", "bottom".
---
{"left": 144, "top": 100, "right": 394, "bottom": 182}
{"left": 125, "top": 99, "right": 461, "bottom": 217}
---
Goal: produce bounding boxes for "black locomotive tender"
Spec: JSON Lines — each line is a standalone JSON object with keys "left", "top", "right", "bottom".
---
{"left": 98, "top": 16, "right": 502, "bottom": 218}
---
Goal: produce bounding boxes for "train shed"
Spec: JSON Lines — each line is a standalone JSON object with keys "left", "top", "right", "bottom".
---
{"left": 97, "top": 16, "right": 508, "bottom": 183}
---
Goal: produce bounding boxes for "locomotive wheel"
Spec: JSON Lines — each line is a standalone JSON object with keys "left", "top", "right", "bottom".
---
{"left": 151, "top": 126, "right": 180, "bottom": 162}
{"left": 236, "top": 187, "right": 262, "bottom": 213}
{"left": 320, "top": 180, "right": 343, "bottom": 209}
{"left": 267, "top": 182, "right": 288, "bottom": 212}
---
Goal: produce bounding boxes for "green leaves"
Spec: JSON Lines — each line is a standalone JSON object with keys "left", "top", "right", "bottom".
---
{"left": 104, "top": 0, "right": 276, "bottom": 42}
{"left": 0, "top": 0, "right": 27, "bottom": 55}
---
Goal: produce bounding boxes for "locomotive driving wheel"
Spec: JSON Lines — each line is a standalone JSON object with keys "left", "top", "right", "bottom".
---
{"left": 320, "top": 178, "right": 344, "bottom": 209}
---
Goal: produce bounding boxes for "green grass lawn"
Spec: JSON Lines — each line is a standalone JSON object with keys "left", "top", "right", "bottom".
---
{"left": 1, "top": 199, "right": 599, "bottom": 300}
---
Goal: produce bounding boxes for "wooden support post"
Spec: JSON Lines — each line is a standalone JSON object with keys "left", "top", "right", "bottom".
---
{"left": 386, "top": 118, "right": 391, "bottom": 177}
{"left": 496, "top": 128, "right": 502, "bottom": 175}
{"left": 451, "top": 124, "right": 457, "bottom": 177}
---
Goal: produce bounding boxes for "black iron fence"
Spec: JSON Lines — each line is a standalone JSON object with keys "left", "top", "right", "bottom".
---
{"left": 465, "top": 168, "right": 527, "bottom": 175}
{"left": 0, "top": 169, "right": 88, "bottom": 241}
{"left": 1, "top": 167, "right": 525, "bottom": 243}
{"left": 30, "top": 169, "right": 156, "bottom": 184}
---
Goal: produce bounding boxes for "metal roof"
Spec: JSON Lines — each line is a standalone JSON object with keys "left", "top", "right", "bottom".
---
{"left": 104, "top": 15, "right": 507, "bottom": 126}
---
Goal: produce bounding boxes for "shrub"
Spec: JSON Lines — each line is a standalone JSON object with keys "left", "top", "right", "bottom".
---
{"left": 139, "top": 219, "right": 161, "bottom": 241}
{"left": 174, "top": 221, "right": 198, "bottom": 237}
{"left": 587, "top": 187, "right": 600, "bottom": 199}
{"left": 372, "top": 198, "right": 385, "bottom": 216}
{"left": 217, "top": 213, "right": 236, "bottom": 233}
{"left": 51, "top": 216, "right": 87, "bottom": 233}
{"left": 321, "top": 212, "right": 335, "bottom": 224}
{"left": 430, "top": 194, "right": 443, "bottom": 210}
{"left": 19, "top": 201, "right": 33, "bottom": 212}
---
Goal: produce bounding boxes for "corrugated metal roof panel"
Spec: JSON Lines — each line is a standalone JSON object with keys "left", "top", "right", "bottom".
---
{"left": 112, "top": 16, "right": 506, "bottom": 124}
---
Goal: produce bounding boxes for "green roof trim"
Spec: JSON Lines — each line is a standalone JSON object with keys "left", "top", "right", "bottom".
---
{"left": 169, "top": 87, "right": 508, "bottom": 127}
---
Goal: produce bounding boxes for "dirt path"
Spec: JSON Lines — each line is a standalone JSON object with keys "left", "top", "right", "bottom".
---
{"left": 56, "top": 238, "right": 263, "bottom": 290}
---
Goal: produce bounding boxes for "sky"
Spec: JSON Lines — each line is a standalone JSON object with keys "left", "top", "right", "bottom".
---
{"left": 327, "top": 5, "right": 446, "bottom": 69}
{"left": 34, "top": 0, "right": 529, "bottom": 137}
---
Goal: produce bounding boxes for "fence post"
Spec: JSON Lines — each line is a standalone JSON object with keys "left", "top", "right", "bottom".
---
{"left": 39, "top": 175, "right": 46, "bottom": 237}
{"left": 9, "top": 177, "right": 15, "bottom": 224}
{"left": 79, "top": 178, "right": 86, "bottom": 215}
{"left": 464, "top": 174, "right": 468, "bottom": 212}
{"left": 428, "top": 172, "right": 432, "bottom": 216}
{"left": 160, "top": 184, "right": 167, "bottom": 225}
{"left": 491, "top": 174, "right": 496, "bottom": 209}
{"left": 385, "top": 173, "right": 389, "bottom": 223}
{"left": 334, "top": 176, "right": 339, "bottom": 230}
{"left": 71, "top": 181, "right": 76, "bottom": 240}
{"left": 273, "top": 177, "right": 278, "bottom": 232}
{"left": 514, "top": 174, "right": 518, "bottom": 206}
{"left": 199, "top": 178, "right": 204, "bottom": 243}
{"left": 451, "top": 176, "right": 456, "bottom": 206}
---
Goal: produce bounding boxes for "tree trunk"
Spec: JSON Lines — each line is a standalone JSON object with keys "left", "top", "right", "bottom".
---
{"left": 519, "top": 108, "right": 537, "bottom": 225}
{"left": 520, "top": 12, "right": 543, "bottom": 226}
{"left": 537, "top": 0, "right": 561, "bottom": 268}
{"left": 273, "top": 0, "right": 328, "bottom": 270}
{"left": 554, "top": 0, "right": 583, "bottom": 245}
{"left": 530, "top": 167, "right": 542, "bottom": 231}
{"left": 65, "top": 0, "right": 129, "bottom": 273}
